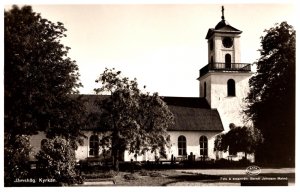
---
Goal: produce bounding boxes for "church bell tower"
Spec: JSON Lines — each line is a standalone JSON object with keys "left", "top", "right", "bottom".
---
{"left": 198, "top": 6, "right": 252, "bottom": 131}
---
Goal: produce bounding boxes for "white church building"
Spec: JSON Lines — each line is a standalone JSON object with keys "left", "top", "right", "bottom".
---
{"left": 30, "top": 8, "right": 254, "bottom": 163}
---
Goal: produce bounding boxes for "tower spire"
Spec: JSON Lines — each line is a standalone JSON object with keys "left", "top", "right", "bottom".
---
{"left": 221, "top": 5, "right": 225, "bottom": 20}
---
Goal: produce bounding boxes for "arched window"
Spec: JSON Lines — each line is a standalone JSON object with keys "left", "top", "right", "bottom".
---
{"left": 89, "top": 135, "right": 99, "bottom": 156}
{"left": 204, "top": 82, "right": 207, "bottom": 98}
{"left": 178, "top": 135, "right": 187, "bottom": 156}
{"left": 225, "top": 54, "right": 231, "bottom": 69}
{"left": 227, "top": 79, "right": 236, "bottom": 96}
{"left": 200, "top": 136, "right": 208, "bottom": 156}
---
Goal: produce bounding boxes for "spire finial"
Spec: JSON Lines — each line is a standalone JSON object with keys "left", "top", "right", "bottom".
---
{"left": 221, "top": 5, "right": 225, "bottom": 20}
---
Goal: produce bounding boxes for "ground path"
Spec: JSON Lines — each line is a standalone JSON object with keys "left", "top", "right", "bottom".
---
{"left": 177, "top": 168, "right": 294, "bottom": 175}
{"left": 76, "top": 168, "right": 295, "bottom": 186}
{"left": 168, "top": 168, "right": 295, "bottom": 186}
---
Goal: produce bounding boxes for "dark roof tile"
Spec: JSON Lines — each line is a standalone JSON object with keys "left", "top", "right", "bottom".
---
{"left": 168, "top": 105, "right": 223, "bottom": 131}
{"left": 162, "top": 96, "right": 210, "bottom": 108}
{"left": 75, "top": 94, "right": 223, "bottom": 132}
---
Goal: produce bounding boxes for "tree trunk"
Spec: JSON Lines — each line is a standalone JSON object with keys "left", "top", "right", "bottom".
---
{"left": 115, "top": 149, "right": 119, "bottom": 172}
{"left": 112, "top": 131, "right": 120, "bottom": 172}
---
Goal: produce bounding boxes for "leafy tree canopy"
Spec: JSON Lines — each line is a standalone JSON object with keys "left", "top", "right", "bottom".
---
{"left": 5, "top": 5, "right": 84, "bottom": 146}
{"left": 244, "top": 22, "right": 295, "bottom": 165}
{"left": 36, "top": 137, "right": 79, "bottom": 185}
{"left": 4, "top": 135, "right": 33, "bottom": 186}
{"left": 214, "top": 124, "right": 263, "bottom": 158}
{"left": 94, "top": 68, "right": 174, "bottom": 167}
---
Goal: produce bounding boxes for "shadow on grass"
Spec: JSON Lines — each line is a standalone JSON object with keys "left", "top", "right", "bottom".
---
{"left": 162, "top": 173, "right": 221, "bottom": 186}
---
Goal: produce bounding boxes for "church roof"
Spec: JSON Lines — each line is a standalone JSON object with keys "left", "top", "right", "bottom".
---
{"left": 161, "top": 96, "right": 210, "bottom": 108}
{"left": 77, "top": 94, "right": 223, "bottom": 132}
{"left": 168, "top": 105, "right": 223, "bottom": 131}
{"left": 205, "top": 20, "right": 242, "bottom": 39}
{"left": 215, "top": 19, "right": 230, "bottom": 30}
{"left": 163, "top": 96, "right": 223, "bottom": 131}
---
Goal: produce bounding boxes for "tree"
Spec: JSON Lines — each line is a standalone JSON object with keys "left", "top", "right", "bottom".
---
{"left": 4, "top": 135, "right": 33, "bottom": 186}
{"left": 4, "top": 5, "right": 85, "bottom": 144}
{"left": 244, "top": 22, "right": 295, "bottom": 165}
{"left": 36, "top": 137, "right": 79, "bottom": 185}
{"left": 5, "top": 5, "right": 82, "bottom": 135}
{"left": 214, "top": 124, "right": 263, "bottom": 159}
{"left": 94, "top": 68, "right": 174, "bottom": 170}
{"left": 4, "top": 5, "right": 85, "bottom": 185}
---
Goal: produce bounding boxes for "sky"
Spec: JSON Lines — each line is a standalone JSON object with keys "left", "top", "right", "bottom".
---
{"left": 3, "top": 1, "right": 297, "bottom": 97}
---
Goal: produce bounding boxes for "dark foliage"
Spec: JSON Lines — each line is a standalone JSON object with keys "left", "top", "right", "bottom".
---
{"left": 94, "top": 68, "right": 174, "bottom": 170}
{"left": 214, "top": 124, "right": 263, "bottom": 158}
{"left": 4, "top": 135, "right": 32, "bottom": 186}
{"left": 245, "top": 22, "right": 295, "bottom": 166}
{"left": 149, "top": 171, "right": 162, "bottom": 177}
{"left": 4, "top": 5, "right": 87, "bottom": 185}
{"left": 35, "top": 137, "right": 79, "bottom": 185}
{"left": 4, "top": 5, "right": 85, "bottom": 146}
{"left": 124, "top": 173, "right": 138, "bottom": 181}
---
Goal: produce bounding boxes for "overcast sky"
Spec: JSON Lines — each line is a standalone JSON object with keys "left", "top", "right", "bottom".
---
{"left": 4, "top": 2, "right": 296, "bottom": 97}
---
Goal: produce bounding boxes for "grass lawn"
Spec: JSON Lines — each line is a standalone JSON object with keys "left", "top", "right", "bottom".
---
{"left": 83, "top": 169, "right": 222, "bottom": 186}
{"left": 81, "top": 168, "right": 295, "bottom": 186}
{"left": 113, "top": 171, "right": 175, "bottom": 186}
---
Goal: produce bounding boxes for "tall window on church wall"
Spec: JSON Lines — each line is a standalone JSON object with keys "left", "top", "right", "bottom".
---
{"left": 200, "top": 136, "right": 208, "bottom": 156}
{"left": 89, "top": 135, "right": 99, "bottom": 156}
{"left": 204, "top": 82, "right": 207, "bottom": 98}
{"left": 178, "top": 135, "right": 187, "bottom": 156}
{"left": 225, "top": 54, "right": 231, "bottom": 69}
{"left": 227, "top": 79, "right": 236, "bottom": 96}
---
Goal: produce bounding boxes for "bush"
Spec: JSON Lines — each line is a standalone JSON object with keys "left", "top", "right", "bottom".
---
{"left": 138, "top": 170, "right": 161, "bottom": 177}
{"left": 149, "top": 171, "right": 162, "bottom": 177}
{"left": 139, "top": 169, "right": 149, "bottom": 176}
{"left": 36, "top": 136, "right": 79, "bottom": 185}
{"left": 102, "top": 170, "right": 118, "bottom": 178}
{"left": 215, "top": 158, "right": 231, "bottom": 166}
{"left": 124, "top": 173, "right": 138, "bottom": 180}
{"left": 239, "top": 157, "right": 251, "bottom": 165}
{"left": 4, "top": 134, "right": 33, "bottom": 186}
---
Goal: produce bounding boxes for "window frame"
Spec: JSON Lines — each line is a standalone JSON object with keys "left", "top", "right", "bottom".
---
{"left": 225, "top": 54, "right": 231, "bottom": 69}
{"left": 178, "top": 135, "right": 187, "bottom": 156}
{"left": 200, "top": 136, "right": 208, "bottom": 157}
{"left": 89, "top": 135, "right": 99, "bottom": 156}
{"left": 227, "top": 79, "right": 236, "bottom": 97}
